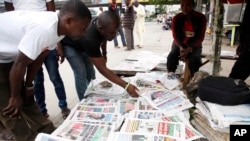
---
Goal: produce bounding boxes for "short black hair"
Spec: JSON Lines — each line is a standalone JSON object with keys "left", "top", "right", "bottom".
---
{"left": 60, "top": 0, "right": 92, "bottom": 20}
{"left": 98, "top": 11, "right": 120, "bottom": 28}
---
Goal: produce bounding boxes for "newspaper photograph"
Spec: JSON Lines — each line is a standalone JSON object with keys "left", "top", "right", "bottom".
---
{"left": 71, "top": 111, "right": 121, "bottom": 123}
{"left": 135, "top": 97, "right": 157, "bottom": 110}
{"left": 120, "top": 118, "right": 186, "bottom": 140}
{"left": 139, "top": 89, "right": 193, "bottom": 114}
{"left": 80, "top": 97, "right": 119, "bottom": 104}
{"left": 111, "top": 132, "right": 181, "bottom": 141}
{"left": 52, "top": 121, "right": 114, "bottom": 141}
{"left": 119, "top": 99, "right": 138, "bottom": 115}
{"left": 129, "top": 110, "right": 166, "bottom": 119}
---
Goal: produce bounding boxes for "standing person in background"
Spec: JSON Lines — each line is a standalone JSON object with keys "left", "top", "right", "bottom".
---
{"left": 0, "top": 0, "right": 92, "bottom": 140}
{"left": 166, "top": 0, "right": 206, "bottom": 78}
{"left": 229, "top": 1, "right": 250, "bottom": 81}
{"left": 133, "top": 0, "right": 145, "bottom": 48}
{"left": 108, "top": 0, "right": 127, "bottom": 49}
{"left": 5, "top": 0, "right": 71, "bottom": 119}
{"left": 123, "top": 0, "right": 135, "bottom": 51}
{"left": 97, "top": 7, "right": 103, "bottom": 16}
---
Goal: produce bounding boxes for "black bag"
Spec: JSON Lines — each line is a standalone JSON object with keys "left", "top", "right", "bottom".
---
{"left": 198, "top": 76, "right": 250, "bottom": 105}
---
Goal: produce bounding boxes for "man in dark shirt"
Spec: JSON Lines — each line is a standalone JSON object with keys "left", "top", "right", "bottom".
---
{"left": 62, "top": 11, "right": 139, "bottom": 100}
{"left": 167, "top": 0, "right": 206, "bottom": 77}
{"left": 108, "top": 0, "right": 127, "bottom": 48}
{"left": 229, "top": 1, "right": 250, "bottom": 81}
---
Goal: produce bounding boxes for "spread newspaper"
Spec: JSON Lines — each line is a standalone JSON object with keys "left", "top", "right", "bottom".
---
{"left": 117, "top": 118, "right": 186, "bottom": 140}
{"left": 139, "top": 89, "right": 193, "bottom": 115}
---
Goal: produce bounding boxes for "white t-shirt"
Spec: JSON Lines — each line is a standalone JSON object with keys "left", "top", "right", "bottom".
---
{"left": 0, "top": 11, "right": 65, "bottom": 63}
{"left": 4, "top": 0, "right": 51, "bottom": 11}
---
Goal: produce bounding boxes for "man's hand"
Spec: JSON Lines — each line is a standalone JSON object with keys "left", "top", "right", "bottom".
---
{"left": 179, "top": 47, "right": 192, "bottom": 61}
{"left": 56, "top": 43, "right": 65, "bottom": 64}
{"left": 3, "top": 96, "right": 23, "bottom": 118}
{"left": 126, "top": 84, "right": 139, "bottom": 97}
{"left": 23, "top": 88, "right": 35, "bottom": 106}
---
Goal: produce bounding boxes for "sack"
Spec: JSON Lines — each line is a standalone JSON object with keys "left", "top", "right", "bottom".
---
{"left": 198, "top": 76, "right": 250, "bottom": 105}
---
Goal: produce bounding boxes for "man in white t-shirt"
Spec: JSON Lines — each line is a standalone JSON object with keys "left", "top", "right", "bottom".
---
{"left": 0, "top": 0, "right": 92, "bottom": 140}
{"left": 5, "top": 0, "right": 71, "bottom": 120}
{"left": 4, "top": 0, "right": 54, "bottom": 11}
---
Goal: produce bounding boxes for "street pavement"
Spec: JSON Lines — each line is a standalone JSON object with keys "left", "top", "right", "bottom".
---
{"left": 31, "top": 21, "right": 248, "bottom": 127}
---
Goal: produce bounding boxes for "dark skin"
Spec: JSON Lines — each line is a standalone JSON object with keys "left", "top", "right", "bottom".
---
{"left": 3, "top": 13, "right": 90, "bottom": 117}
{"left": 91, "top": 16, "right": 139, "bottom": 97}
{"left": 178, "top": 0, "right": 194, "bottom": 61}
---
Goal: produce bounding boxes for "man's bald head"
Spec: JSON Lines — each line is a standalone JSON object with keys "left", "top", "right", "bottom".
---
{"left": 97, "top": 11, "right": 121, "bottom": 41}
{"left": 98, "top": 11, "right": 120, "bottom": 29}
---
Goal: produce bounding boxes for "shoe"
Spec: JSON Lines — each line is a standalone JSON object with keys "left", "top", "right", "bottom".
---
{"left": 124, "top": 49, "right": 131, "bottom": 51}
{"left": 115, "top": 46, "right": 120, "bottom": 48}
{"left": 61, "top": 107, "right": 71, "bottom": 119}
{"left": 43, "top": 113, "right": 49, "bottom": 118}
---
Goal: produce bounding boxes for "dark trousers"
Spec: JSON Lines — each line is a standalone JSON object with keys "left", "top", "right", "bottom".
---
{"left": 124, "top": 28, "right": 134, "bottom": 50}
{"left": 167, "top": 42, "right": 202, "bottom": 76}
{"left": 34, "top": 49, "right": 67, "bottom": 114}
{"left": 0, "top": 63, "right": 55, "bottom": 141}
{"left": 229, "top": 50, "right": 250, "bottom": 81}
{"left": 114, "top": 26, "right": 127, "bottom": 47}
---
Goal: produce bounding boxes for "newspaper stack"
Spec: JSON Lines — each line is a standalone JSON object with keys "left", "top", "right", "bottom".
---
{"left": 195, "top": 97, "right": 250, "bottom": 132}
{"left": 84, "top": 79, "right": 129, "bottom": 98}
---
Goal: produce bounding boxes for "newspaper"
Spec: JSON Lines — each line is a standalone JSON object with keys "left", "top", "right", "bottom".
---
{"left": 135, "top": 97, "right": 157, "bottom": 110}
{"left": 129, "top": 110, "right": 203, "bottom": 141}
{"left": 120, "top": 118, "right": 186, "bottom": 140}
{"left": 112, "top": 60, "right": 158, "bottom": 72}
{"left": 35, "top": 133, "right": 72, "bottom": 141}
{"left": 111, "top": 132, "right": 180, "bottom": 141}
{"left": 52, "top": 121, "right": 115, "bottom": 141}
{"left": 135, "top": 72, "right": 181, "bottom": 90}
{"left": 84, "top": 79, "right": 128, "bottom": 98}
{"left": 139, "top": 89, "right": 193, "bottom": 115}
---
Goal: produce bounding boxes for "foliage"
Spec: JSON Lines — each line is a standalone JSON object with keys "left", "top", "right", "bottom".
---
{"left": 148, "top": 0, "right": 181, "bottom": 5}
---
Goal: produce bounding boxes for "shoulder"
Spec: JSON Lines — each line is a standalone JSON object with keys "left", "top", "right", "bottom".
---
{"left": 192, "top": 10, "right": 206, "bottom": 19}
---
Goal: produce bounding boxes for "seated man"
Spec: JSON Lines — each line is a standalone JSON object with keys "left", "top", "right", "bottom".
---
{"left": 0, "top": 0, "right": 91, "bottom": 140}
{"left": 166, "top": 0, "right": 206, "bottom": 78}
{"left": 62, "top": 11, "right": 139, "bottom": 100}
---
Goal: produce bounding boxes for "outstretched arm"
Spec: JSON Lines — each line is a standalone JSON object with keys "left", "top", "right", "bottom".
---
{"left": 90, "top": 57, "right": 139, "bottom": 97}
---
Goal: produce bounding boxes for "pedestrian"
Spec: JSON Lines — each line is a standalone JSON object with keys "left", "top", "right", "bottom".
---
{"left": 62, "top": 11, "right": 139, "bottom": 100}
{"left": 123, "top": 0, "right": 135, "bottom": 51}
{"left": 229, "top": 1, "right": 250, "bottom": 81}
{"left": 166, "top": 0, "right": 206, "bottom": 78}
{"left": 0, "top": 0, "right": 91, "bottom": 140}
{"left": 108, "top": 0, "right": 127, "bottom": 49}
{"left": 133, "top": 0, "right": 145, "bottom": 48}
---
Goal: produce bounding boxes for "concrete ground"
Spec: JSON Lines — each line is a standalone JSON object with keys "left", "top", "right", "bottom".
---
{"left": 1, "top": 21, "right": 248, "bottom": 140}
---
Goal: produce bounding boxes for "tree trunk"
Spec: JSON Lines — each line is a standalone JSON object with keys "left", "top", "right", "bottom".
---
{"left": 212, "top": 0, "right": 224, "bottom": 75}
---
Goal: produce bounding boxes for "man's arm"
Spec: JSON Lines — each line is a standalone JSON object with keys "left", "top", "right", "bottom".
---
{"left": 100, "top": 41, "right": 107, "bottom": 62}
{"left": 172, "top": 15, "right": 185, "bottom": 48}
{"left": 4, "top": 1, "right": 14, "bottom": 11}
{"left": 46, "top": 0, "right": 55, "bottom": 11}
{"left": 90, "top": 57, "right": 139, "bottom": 97}
{"left": 3, "top": 51, "right": 49, "bottom": 117}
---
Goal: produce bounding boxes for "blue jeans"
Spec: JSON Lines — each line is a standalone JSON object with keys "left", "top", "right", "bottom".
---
{"left": 34, "top": 49, "right": 67, "bottom": 114}
{"left": 114, "top": 26, "right": 127, "bottom": 47}
{"left": 62, "top": 45, "right": 96, "bottom": 100}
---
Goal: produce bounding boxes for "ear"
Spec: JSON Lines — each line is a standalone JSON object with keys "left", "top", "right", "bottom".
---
{"left": 65, "top": 15, "right": 74, "bottom": 26}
